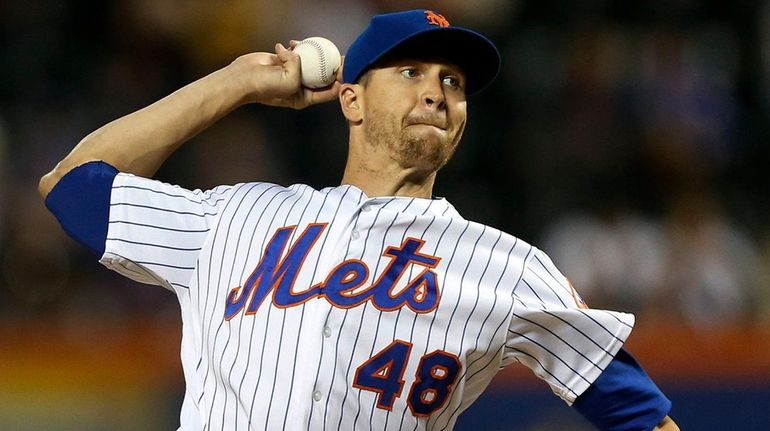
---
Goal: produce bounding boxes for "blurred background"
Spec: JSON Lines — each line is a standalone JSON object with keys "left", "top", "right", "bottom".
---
{"left": 2, "top": 0, "right": 770, "bottom": 429}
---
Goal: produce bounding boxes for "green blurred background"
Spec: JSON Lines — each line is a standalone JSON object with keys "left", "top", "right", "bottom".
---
{"left": 2, "top": 0, "right": 769, "bottom": 429}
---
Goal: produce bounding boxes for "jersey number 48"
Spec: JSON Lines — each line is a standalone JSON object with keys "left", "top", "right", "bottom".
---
{"left": 353, "top": 340, "right": 461, "bottom": 416}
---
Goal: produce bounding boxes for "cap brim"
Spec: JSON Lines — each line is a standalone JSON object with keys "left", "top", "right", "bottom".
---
{"left": 364, "top": 27, "right": 501, "bottom": 95}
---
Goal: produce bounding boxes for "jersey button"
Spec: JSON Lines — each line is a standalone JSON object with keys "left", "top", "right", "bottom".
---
{"left": 323, "top": 326, "right": 332, "bottom": 338}
{"left": 351, "top": 230, "right": 360, "bottom": 240}
{"left": 313, "top": 390, "right": 323, "bottom": 402}
{"left": 361, "top": 203, "right": 371, "bottom": 212}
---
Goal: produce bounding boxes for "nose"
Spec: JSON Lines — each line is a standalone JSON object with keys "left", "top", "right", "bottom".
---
{"left": 421, "top": 78, "right": 446, "bottom": 110}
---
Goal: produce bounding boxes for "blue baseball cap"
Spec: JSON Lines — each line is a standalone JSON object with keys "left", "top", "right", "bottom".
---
{"left": 343, "top": 9, "right": 501, "bottom": 95}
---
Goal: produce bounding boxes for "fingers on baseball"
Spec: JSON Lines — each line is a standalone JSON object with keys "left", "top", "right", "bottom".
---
{"left": 275, "top": 43, "right": 294, "bottom": 59}
{"left": 337, "top": 55, "right": 345, "bottom": 81}
{"left": 304, "top": 82, "right": 341, "bottom": 105}
{"left": 312, "top": 67, "right": 342, "bottom": 103}
{"left": 275, "top": 44, "right": 301, "bottom": 76}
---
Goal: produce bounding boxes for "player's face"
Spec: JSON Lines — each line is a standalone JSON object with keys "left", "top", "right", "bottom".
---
{"left": 361, "top": 59, "right": 467, "bottom": 173}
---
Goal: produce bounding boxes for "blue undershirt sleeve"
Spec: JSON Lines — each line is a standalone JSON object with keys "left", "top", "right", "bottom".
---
{"left": 44, "top": 161, "right": 118, "bottom": 257}
{"left": 572, "top": 348, "right": 672, "bottom": 431}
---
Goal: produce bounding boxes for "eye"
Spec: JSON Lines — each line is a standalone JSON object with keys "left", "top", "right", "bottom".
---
{"left": 442, "top": 75, "right": 462, "bottom": 89}
{"left": 400, "top": 68, "right": 418, "bottom": 78}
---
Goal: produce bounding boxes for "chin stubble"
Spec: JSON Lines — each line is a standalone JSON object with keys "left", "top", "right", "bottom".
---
{"left": 364, "top": 110, "right": 457, "bottom": 172}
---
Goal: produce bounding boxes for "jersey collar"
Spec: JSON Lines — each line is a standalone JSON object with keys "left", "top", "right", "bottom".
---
{"left": 327, "top": 184, "right": 463, "bottom": 219}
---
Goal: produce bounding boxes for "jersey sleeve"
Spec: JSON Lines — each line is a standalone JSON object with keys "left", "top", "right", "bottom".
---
{"left": 99, "top": 172, "right": 233, "bottom": 291}
{"left": 502, "top": 247, "right": 635, "bottom": 404}
{"left": 573, "top": 349, "right": 672, "bottom": 431}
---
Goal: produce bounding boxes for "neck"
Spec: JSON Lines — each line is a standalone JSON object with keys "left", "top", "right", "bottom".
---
{"left": 340, "top": 157, "right": 437, "bottom": 199}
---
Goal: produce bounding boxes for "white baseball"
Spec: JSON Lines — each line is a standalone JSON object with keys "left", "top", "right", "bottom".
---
{"left": 293, "top": 37, "right": 341, "bottom": 89}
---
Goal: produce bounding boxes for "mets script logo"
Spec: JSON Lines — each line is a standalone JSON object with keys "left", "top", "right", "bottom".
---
{"left": 224, "top": 223, "right": 441, "bottom": 320}
{"left": 425, "top": 10, "right": 450, "bottom": 28}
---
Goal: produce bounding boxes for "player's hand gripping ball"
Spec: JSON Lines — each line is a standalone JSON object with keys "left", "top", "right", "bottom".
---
{"left": 293, "top": 37, "right": 342, "bottom": 89}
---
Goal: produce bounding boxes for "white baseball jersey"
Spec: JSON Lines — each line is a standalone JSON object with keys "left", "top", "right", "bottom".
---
{"left": 100, "top": 173, "right": 634, "bottom": 430}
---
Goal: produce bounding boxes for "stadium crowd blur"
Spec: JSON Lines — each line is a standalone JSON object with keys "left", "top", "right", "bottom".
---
{"left": 4, "top": 0, "right": 768, "bottom": 331}
{"left": 1, "top": 0, "right": 770, "bottom": 428}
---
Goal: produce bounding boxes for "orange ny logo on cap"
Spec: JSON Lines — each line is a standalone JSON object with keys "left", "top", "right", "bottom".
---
{"left": 425, "top": 10, "right": 450, "bottom": 27}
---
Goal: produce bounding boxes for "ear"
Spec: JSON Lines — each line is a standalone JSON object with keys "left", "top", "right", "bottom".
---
{"left": 339, "top": 83, "right": 364, "bottom": 123}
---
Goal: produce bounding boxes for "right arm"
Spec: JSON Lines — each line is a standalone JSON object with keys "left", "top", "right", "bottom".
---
{"left": 38, "top": 43, "right": 341, "bottom": 198}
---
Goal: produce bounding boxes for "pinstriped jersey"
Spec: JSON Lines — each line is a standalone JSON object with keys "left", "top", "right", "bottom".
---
{"left": 100, "top": 173, "right": 634, "bottom": 430}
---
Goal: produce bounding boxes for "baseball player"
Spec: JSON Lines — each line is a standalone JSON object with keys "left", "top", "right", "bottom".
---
{"left": 39, "top": 9, "right": 679, "bottom": 431}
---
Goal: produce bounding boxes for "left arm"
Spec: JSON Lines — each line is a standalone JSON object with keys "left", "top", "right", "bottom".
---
{"left": 572, "top": 348, "right": 674, "bottom": 431}
{"left": 655, "top": 416, "right": 680, "bottom": 430}
{"left": 506, "top": 248, "right": 675, "bottom": 431}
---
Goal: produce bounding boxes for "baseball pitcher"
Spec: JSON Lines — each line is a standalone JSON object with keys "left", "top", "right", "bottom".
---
{"left": 39, "top": 9, "right": 679, "bottom": 431}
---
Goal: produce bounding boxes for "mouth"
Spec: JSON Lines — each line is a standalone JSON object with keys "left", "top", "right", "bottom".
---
{"left": 407, "top": 123, "right": 447, "bottom": 131}
{"left": 405, "top": 118, "right": 448, "bottom": 131}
